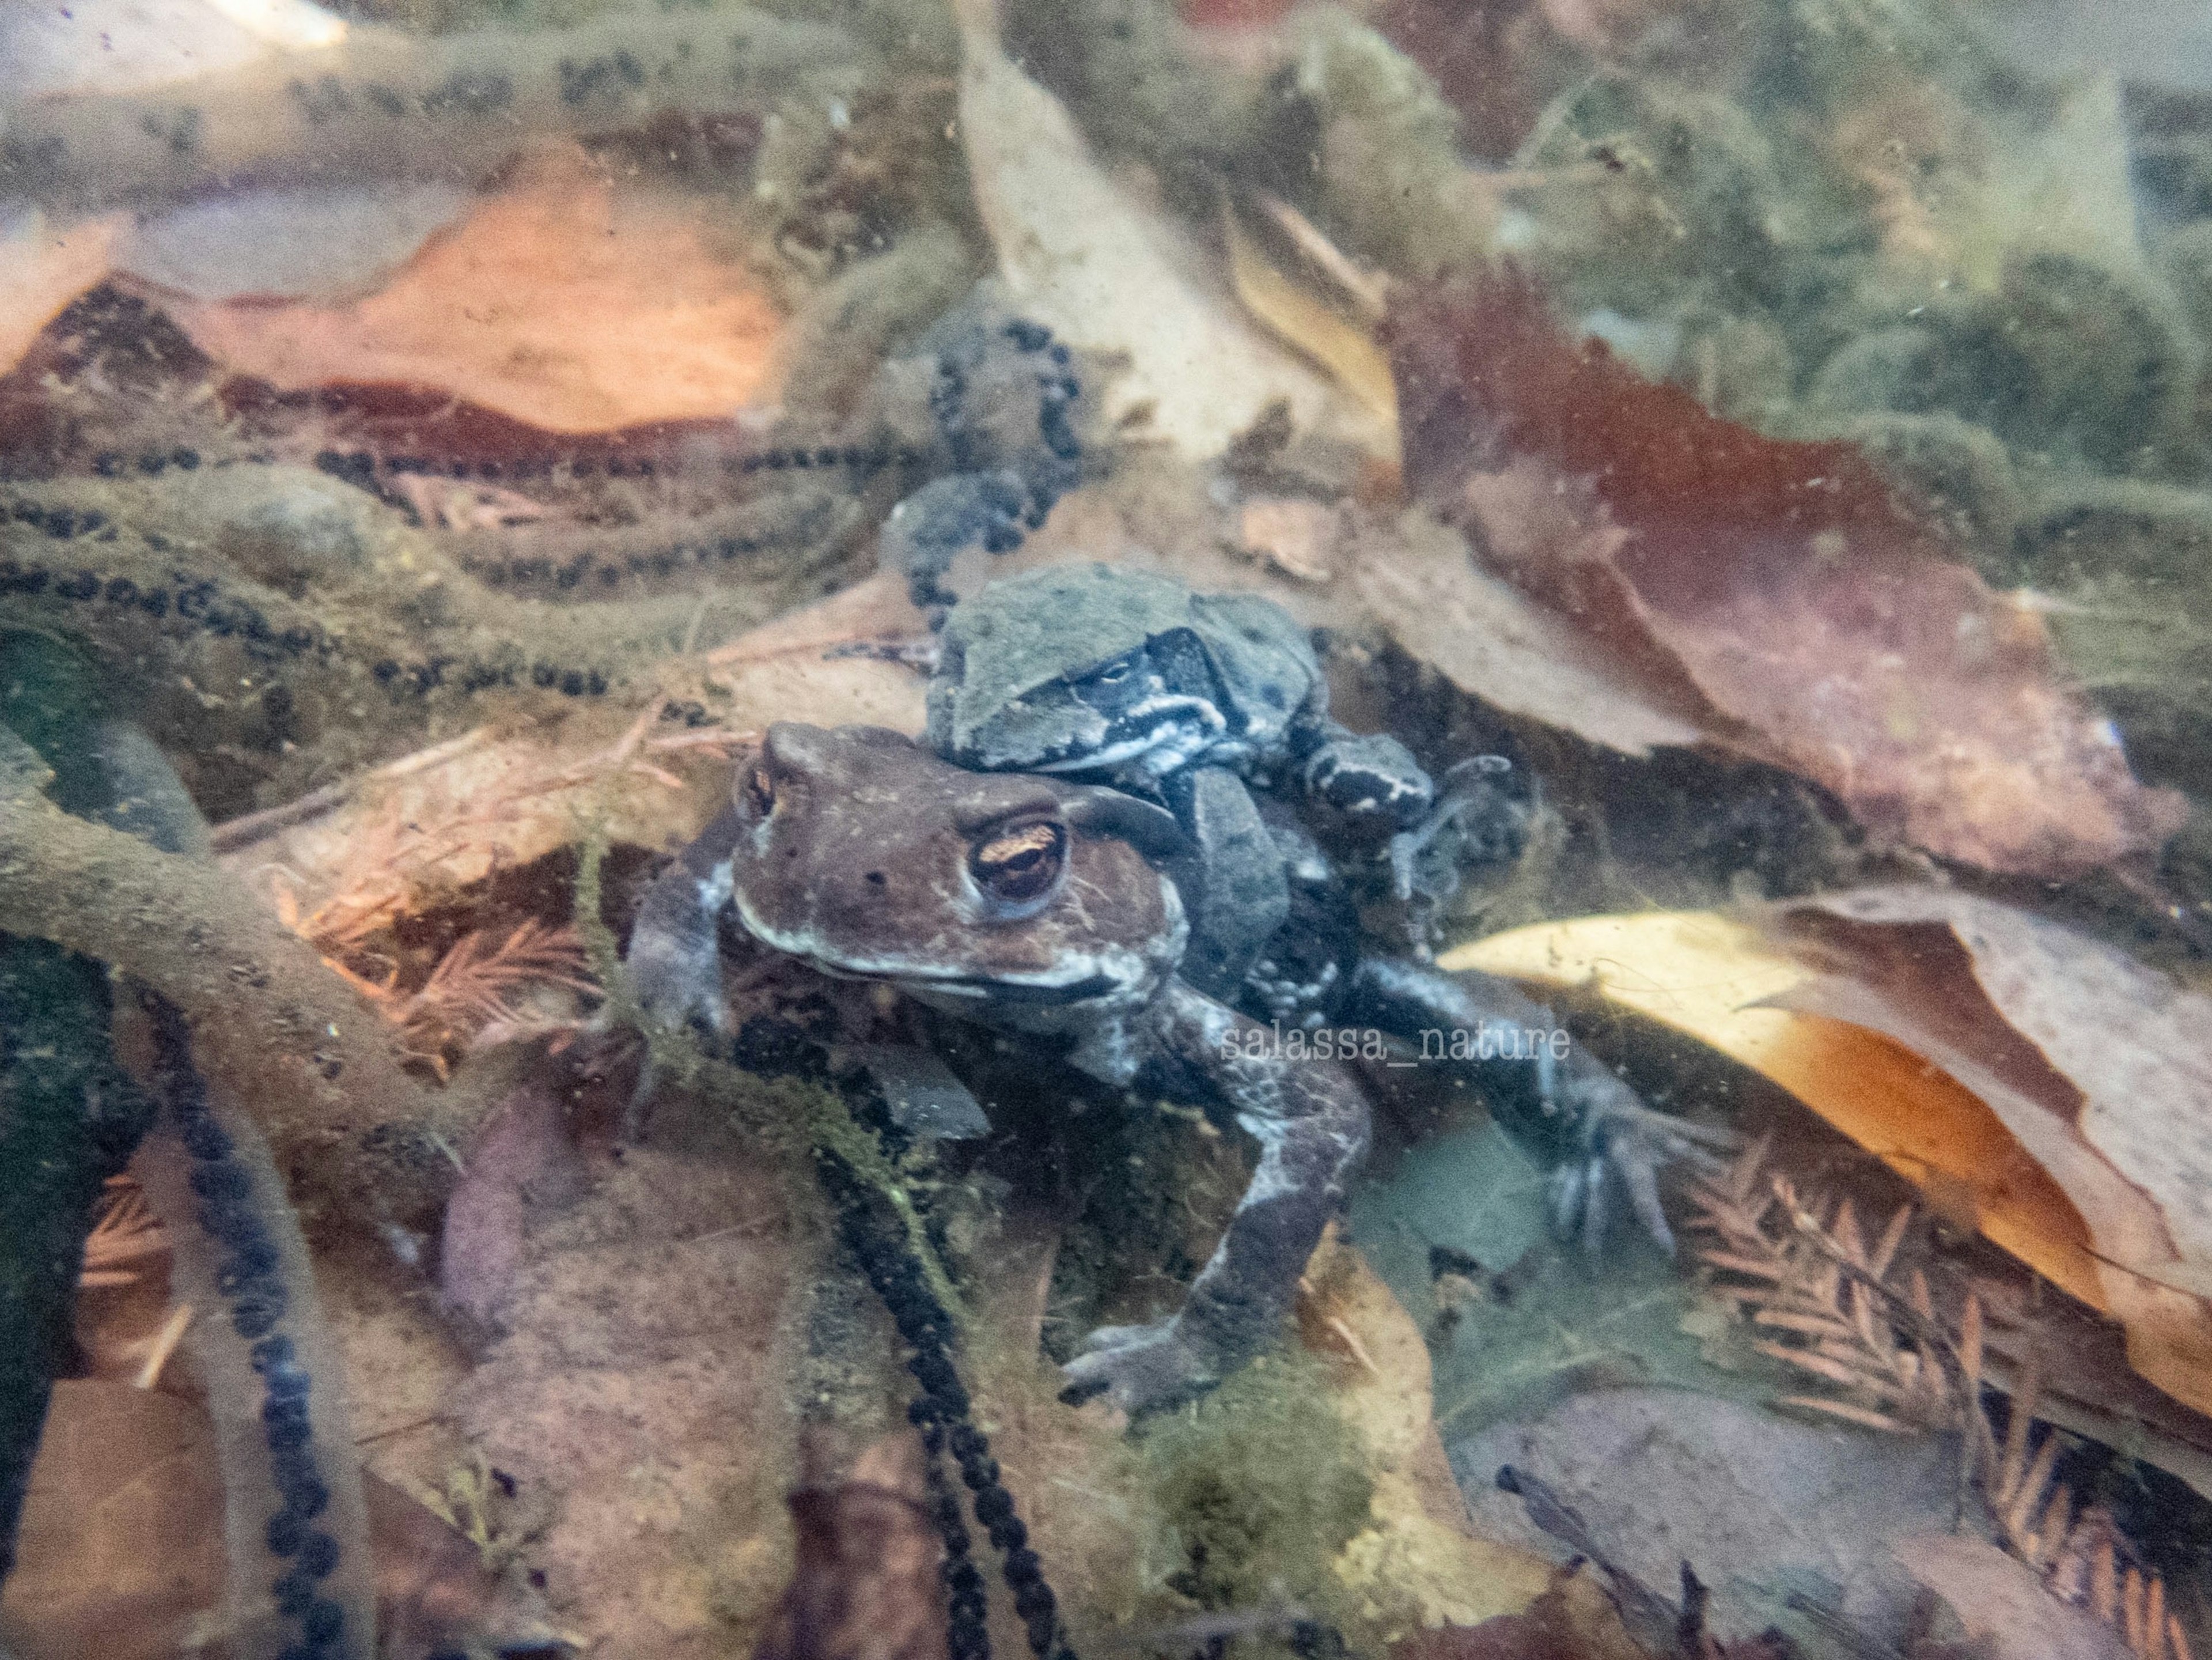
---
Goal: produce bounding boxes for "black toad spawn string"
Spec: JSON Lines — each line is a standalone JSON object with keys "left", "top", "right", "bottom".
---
{"left": 0, "top": 485, "right": 628, "bottom": 705}
{"left": 135, "top": 995, "right": 374, "bottom": 1660}
{"left": 819, "top": 1147, "right": 1076, "bottom": 1660}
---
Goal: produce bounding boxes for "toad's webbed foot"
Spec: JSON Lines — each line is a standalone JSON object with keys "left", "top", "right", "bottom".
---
{"left": 1346, "top": 956, "right": 1734, "bottom": 1254}
{"left": 1546, "top": 1100, "right": 1738, "bottom": 1256}
{"left": 1302, "top": 726, "right": 1434, "bottom": 829}
{"left": 1059, "top": 1315, "right": 1218, "bottom": 1415}
{"left": 1386, "top": 755, "right": 1524, "bottom": 924}
{"left": 624, "top": 912, "right": 728, "bottom": 1040}
{"left": 626, "top": 808, "right": 744, "bottom": 1036}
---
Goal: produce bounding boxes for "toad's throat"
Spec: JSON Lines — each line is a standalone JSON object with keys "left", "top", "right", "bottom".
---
{"left": 1032, "top": 696, "right": 1229, "bottom": 778}
{"left": 731, "top": 901, "right": 1140, "bottom": 1005}
{"left": 797, "top": 957, "right": 1126, "bottom": 1005}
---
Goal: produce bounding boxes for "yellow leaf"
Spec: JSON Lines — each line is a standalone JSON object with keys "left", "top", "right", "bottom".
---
{"left": 1440, "top": 912, "right": 2105, "bottom": 1313}
{"left": 1299, "top": 1235, "right": 1552, "bottom": 1632}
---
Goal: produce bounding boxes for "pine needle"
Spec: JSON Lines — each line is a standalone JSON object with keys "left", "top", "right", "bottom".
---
{"left": 2030, "top": 1482, "right": 2074, "bottom": 1571}
{"left": 2092, "top": 1533, "right": 2119, "bottom": 1622}
{"left": 1998, "top": 1362, "right": 2037, "bottom": 1509}
{"left": 1870, "top": 1204, "right": 1912, "bottom": 1281}
{"left": 133, "top": 1301, "right": 194, "bottom": 1390}
{"left": 80, "top": 1175, "right": 168, "bottom": 1287}
{"left": 2005, "top": 1433, "right": 2061, "bottom": 1546}
{"left": 1685, "top": 1140, "right": 2182, "bottom": 1656}
{"left": 1776, "top": 1395, "right": 1914, "bottom": 1433}
{"left": 381, "top": 920, "right": 600, "bottom": 1073}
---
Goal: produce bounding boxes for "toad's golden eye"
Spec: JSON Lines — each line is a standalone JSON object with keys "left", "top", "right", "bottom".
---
{"left": 741, "top": 765, "right": 775, "bottom": 818}
{"left": 969, "top": 820, "right": 1066, "bottom": 905}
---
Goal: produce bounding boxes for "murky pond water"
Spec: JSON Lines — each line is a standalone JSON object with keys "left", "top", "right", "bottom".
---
{"left": 5, "top": 1, "right": 2212, "bottom": 1657}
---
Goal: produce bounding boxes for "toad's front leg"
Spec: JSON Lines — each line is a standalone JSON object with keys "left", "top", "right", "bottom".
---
{"left": 627, "top": 804, "right": 746, "bottom": 1038}
{"left": 1060, "top": 983, "right": 1370, "bottom": 1415}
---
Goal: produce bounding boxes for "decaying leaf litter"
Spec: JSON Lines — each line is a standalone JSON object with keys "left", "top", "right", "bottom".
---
{"left": 10, "top": 0, "right": 2212, "bottom": 1655}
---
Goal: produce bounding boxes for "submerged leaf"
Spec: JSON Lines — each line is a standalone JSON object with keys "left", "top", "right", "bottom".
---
{"left": 754, "top": 1434, "right": 948, "bottom": 1660}
{"left": 1224, "top": 202, "right": 1400, "bottom": 441}
{"left": 1353, "top": 500, "right": 1710, "bottom": 757}
{"left": 366, "top": 1470, "right": 569, "bottom": 1660}
{"left": 1389, "top": 1578, "right": 1650, "bottom": 1660}
{"left": 1448, "top": 894, "right": 2212, "bottom": 1418}
{"left": 167, "top": 143, "right": 787, "bottom": 434}
{"left": 117, "top": 183, "right": 471, "bottom": 304}
{"left": 1301, "top": 1234, "right": 1555, "bottom": 1632}
{"left": 1456, "top": 1387, "right": 1960, "bottom": 1648}
{"left": 0, "top": 1382, "right": 224, "bottom": 1660}
{"left": 1388, "top": 271, "right": 2185, "bottom": 878}
{"left": 0, "top": 1383, "right": 558, "bottom": 1660}
{"left": 1895, "top": 1535, "right": 2131, "bottom": 1660}
{"left": 955, "top": 0, "right": 1388, "bottom": 462}
{"left": 0, "top": 0, "right": 347, "bottom": 101}
{"left": 1766, "top": 888, "right": 2212, "bottom": 1424}
{"left": 0, "top": 208, "right": 123, "bottom": 379}
{"left": 440, "top": 1080, "right": 591, "bottom": 1336}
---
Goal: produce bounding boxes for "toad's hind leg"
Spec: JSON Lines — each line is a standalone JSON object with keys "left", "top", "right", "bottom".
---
{"left": 1343, "top": 956, "right": 1734, "bottom": 1254}
{"left": 1301, "top": 724, "right": 1434, "bottom": 828}
{"left": 1060, "top": 984, "right": 1370, "bottom": 1415}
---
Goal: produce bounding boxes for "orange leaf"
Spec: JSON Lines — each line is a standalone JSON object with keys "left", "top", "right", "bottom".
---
{"left": 0, "top": 210, "right": 121, "bottom": 379}
{"left": 1442, "top": 914, "right": 2104, "bottom": 1313}
{"left": 1450, "top": 903, "right": 2212, "bottom": 1420}
{"left": 166, "top": 142, "right": 785, "bottom": 434}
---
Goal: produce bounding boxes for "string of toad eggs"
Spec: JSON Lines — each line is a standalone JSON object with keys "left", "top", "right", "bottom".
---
{"left": 805, "top": 317, "right": 1088, "bottom": 1660}
{"left": 1, "top": 313, "right": 1083, "bottom": 700}
{"left": 817, "top": 1148, "right": 1073, "bottom": 1660}
{"left": 140, "top": 995, "right": 354, "bottom": 1660}
{"left": 141, "top": 955, "right": 1073, "bottom": 1660}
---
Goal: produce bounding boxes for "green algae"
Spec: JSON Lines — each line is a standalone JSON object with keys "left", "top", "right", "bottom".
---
{"left": 1138, "top": 1354, "right": 1375, "bottom": 1647}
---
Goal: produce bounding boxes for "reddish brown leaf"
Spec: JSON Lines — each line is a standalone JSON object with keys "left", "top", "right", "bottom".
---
{"left": 440, "top": 1079, "right": 591, "bottom": 1337}
{"left": 1387, "top": 271, "right": 2186, "bottom": 878}
{"left": 1392, "top": 1578, "right": 1652, "bottom": 1660}
{"left": 366, "top": 1471, "right": 566, "bottom": 1660}
{"left": 1377, "top": 0, "right": 1571, "bottom": 161}
{"left": 0, "top": 1382, "right": 224, "bottom": 1660}
{"left": 753, "top": 1434, "right": 948, "bottom": 1660}
{"left": 0, "top": 1383, "right": 557, "bottom": 1660}
{"left": 0, "top": 210, "right": 122, "bottom": 379}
